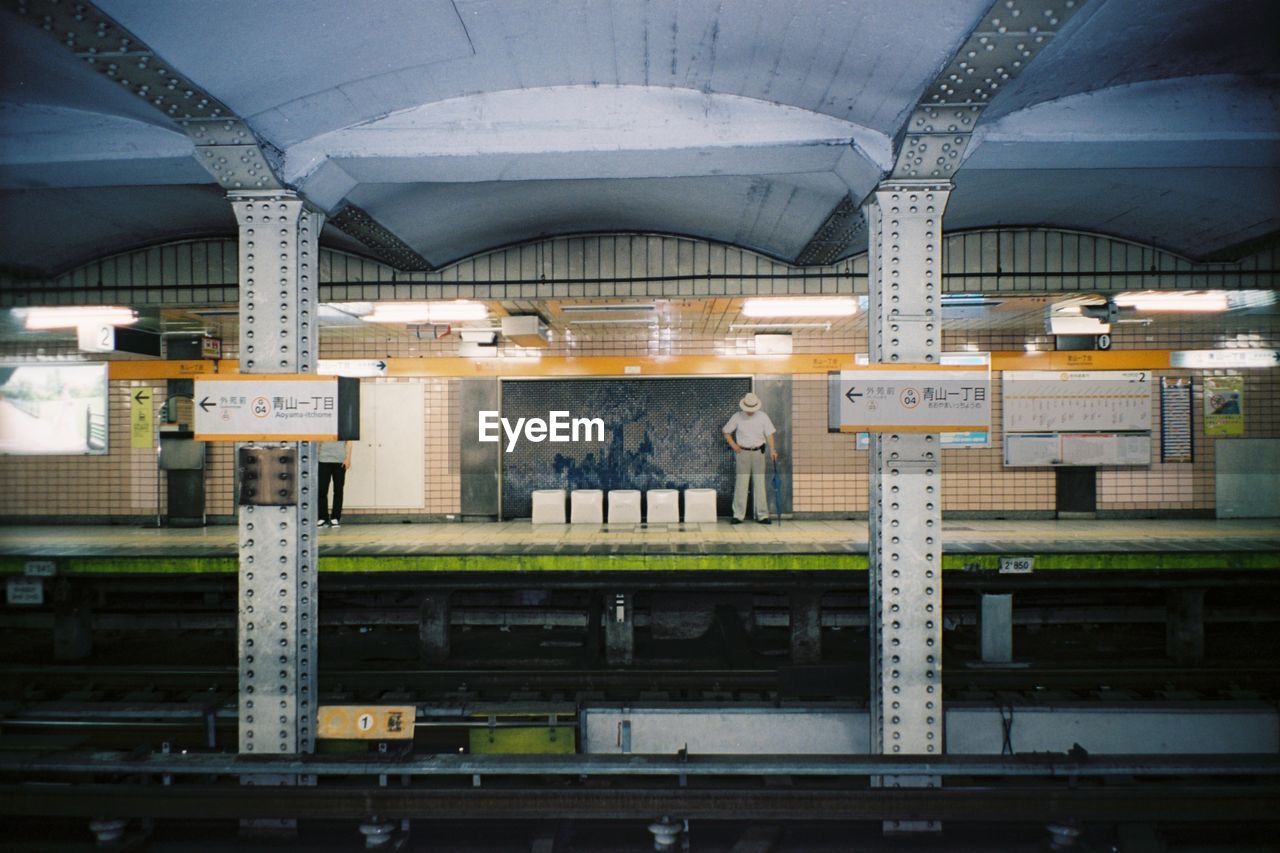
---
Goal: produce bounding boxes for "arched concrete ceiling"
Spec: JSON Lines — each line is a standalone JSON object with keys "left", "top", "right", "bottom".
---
{"left": 0, "top": 0, "right": 1276, "bottom": 276}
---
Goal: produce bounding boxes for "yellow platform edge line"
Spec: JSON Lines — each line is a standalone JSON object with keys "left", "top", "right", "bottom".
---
{"left": 1, "top": 551, "right": 1276, "bottom": 575}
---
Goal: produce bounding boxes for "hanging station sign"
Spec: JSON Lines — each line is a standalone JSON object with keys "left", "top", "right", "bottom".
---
{"left": 193, "top": 376, "right": 360, "bottom": 442}
{"left": 837, "top": 365, "right": 990, "bottom": 432}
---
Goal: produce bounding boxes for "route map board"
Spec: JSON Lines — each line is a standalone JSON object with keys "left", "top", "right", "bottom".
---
{"left": 1003, "top": 371, "right": 1151, "bottom": 433}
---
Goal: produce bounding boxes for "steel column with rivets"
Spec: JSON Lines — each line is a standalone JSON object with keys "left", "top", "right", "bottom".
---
{"left": 797, "top": 0, "right": 1085, "bottom": 265}
{"left": 230, "top": 192, "right": 324, "bottom": 807}
{"left": 864, "top": 180, "right": 951, "bottom": 833}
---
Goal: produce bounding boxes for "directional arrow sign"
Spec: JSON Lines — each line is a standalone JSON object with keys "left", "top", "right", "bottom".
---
{"left": 194, "top": 377, "right": 343, "bottom": 441}
{"left": 838, "top": 365, "right": 989, "bottom": 432}
{"left": 130, "top": 386, "right": 153, "bottom": 448}
{"left": 318, "top": 359, "right": 387, "bottom": 378}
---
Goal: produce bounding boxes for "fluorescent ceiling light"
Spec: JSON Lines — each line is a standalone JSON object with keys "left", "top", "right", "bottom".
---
{"left": 1113, "top": 291, "right": 1228, "bottom": 312}
{"left": 567, "top": 318, "right": 658, "bottom": 326}
{"left": 560, "top": 303, "right": 655, "bottom": 313}
{"left": 941, "top": 294, "right": 1001, "bottom": 306}
{"left": 742, "top": 298, "right": 856, "bottom": 318}
{"left": 22, "top": 306, "right": 137, "bottom": 330}
{"left": 730, "top": 322, "right": 832, "bottom": 330}
{"left": 361, "top": 301, "right": 487, "bottom": 323}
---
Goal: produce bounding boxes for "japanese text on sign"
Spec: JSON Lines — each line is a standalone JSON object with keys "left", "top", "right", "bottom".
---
{"left": 316, "top": 705, "right": 416, "bottom": 740}
{"left": 193, "top": 378, "right": 342, "bottom": 441}
{"left": 838, "top": 366, "right": 991, "bottom": 432}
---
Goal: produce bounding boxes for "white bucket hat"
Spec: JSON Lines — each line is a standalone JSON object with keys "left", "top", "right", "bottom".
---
{"left": 739, "top": 392, "right": 761, "bottom": 413}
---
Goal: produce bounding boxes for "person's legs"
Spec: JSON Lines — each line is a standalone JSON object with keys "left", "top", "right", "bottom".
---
{"left": 331, "top": 466, "right": 346, "bottom": 522}
{"left": 318, "top": 462, "right": 334, "bottom": 523}
{"left": 731, "top": 450, "right": 751, "bottom": 521}
{"left": 749, "top": 449, "right": 769, "bottom": 521}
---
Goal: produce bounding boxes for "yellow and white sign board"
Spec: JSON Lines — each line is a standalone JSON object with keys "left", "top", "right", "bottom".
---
{"left": 130, "top": 387, "right": 154, "bottom": 449}
{"left": 194, "top": 377, "right": 340, "bottom": 441}
{"left": 838, "top": 365, "right": 990, "bottom": 432}
{"left": 317, "top": 705, "right": 415, "bottom": 740}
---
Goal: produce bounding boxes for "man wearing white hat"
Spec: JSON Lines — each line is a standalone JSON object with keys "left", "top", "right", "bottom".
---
{"left": 722, "top": 391, "right": 778, "bottom": 524}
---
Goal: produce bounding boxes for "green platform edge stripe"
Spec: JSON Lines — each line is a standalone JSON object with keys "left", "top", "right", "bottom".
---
{"left": 1, "top": 551, "right": 1277, "bottom": 575}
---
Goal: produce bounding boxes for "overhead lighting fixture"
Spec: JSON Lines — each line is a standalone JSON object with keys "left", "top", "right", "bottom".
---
{"left": 21, "top": 306, "right": 138, "bottom": 330}
{"left": 1113, "top": 291, "right": 1228, "bottom": 312}
{"left": 319, "top": 302, "right": 373, "bottom": 321}
{"left": 361, "top": 301, "right": 487, "bottom": 324}
{"left": 730, "top": 322, "right": 833, "bottom": 331}
{"left": 567, "top": 318, "right": 658, "bottom": 326}
{"left": 941, "top": 293, "right": 1002, "bottom": 307}
{"left": 741, "top": 298, "right": 857, "bottom": 318}
{"left": 560, "top": 304, "right": 656, "bottom": 313}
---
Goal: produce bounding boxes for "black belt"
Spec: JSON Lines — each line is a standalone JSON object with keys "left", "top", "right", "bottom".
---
{"left": 741, "top": 445, "right": 765, "bottom": 452}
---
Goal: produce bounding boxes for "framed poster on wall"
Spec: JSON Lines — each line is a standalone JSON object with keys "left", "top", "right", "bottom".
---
{"left": 1204, "top": 376, "right": 1244, "bottom": 437}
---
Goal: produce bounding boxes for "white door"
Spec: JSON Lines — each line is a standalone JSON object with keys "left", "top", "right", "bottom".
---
{"left": 343, "top": 383, "right": 425, "bottom": 509}
{"left": 373, "top": 383, "right": 424, "bottom": 508}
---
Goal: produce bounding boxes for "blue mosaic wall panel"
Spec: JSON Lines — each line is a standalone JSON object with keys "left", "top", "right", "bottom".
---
{"left": 501, "top": 377, "right": 752, "bottom": 519}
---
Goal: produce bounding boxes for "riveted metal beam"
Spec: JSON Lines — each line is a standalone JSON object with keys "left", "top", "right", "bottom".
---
{"left": 797, "top": 0, "right": 1085, "bottom": 264}
{"left": 328, "top": 205, "right": 434, "bottom": 271}
{"left": 864, "top": 180, "right": 952, "bottom": 833}
{"left": 796, "top": 196, "right": 865, "bottom": 267}
{"left": 5, "top": 1, "right": 428, "bottom": 261}
{"left": 229, "top": 192, "right": 323, "bottom": 819}
{"left": 3, "top": 0, "right": 280, "bottom": 191}
{"left": 892, "top": 0, "right": 1086, "bottom": 179}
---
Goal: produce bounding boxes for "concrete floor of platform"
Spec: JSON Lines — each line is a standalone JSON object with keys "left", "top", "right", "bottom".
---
{"left": 1, "top": 517, "right": 1277, "bottom": 558}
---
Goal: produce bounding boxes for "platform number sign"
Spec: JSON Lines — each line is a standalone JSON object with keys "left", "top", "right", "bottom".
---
{"left": 999, "top": 557, "right": 1035, "bottom": 574}
{"left": 316, "top": 705, "right": 415, "bottom": 740}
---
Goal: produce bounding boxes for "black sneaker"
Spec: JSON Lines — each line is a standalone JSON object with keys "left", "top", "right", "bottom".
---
{"left": 318, "top": 520, "right": 331, "bottom": 528}
{"left": 730, "top": 518, "right": 744, "bottom": 525}
{"left": 758, "top": 518, "right": 772, "bottom": 525}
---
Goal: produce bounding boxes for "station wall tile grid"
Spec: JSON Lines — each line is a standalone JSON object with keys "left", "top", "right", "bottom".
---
{"left": 0, "top": 317, "right": 1276, "bottom": 521}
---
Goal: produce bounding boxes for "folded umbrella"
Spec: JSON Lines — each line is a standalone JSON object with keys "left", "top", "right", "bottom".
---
{"left": 771, "top": 455, "right": 782, "bottom": 526}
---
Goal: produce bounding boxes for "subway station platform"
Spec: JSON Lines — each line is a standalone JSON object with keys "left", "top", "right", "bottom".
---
{"left": 2, "top": 518, "right": 1277, "bottom": 574}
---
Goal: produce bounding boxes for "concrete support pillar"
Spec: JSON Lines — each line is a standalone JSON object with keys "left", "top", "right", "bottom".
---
{"left": 980, "top": 593, "right": 1013, "bottom": 664}
{"left": 864, "top": 180, "right": 951, "bottom": 833}
{"left": 604, "top": 591, "right": 634, "bottom": 666}
{"left": 231, "top": 192, "right": 324, "bottom": 800}
{"left": 419, "top": 592, "right": 451, "bottom": 664}
{"left": 789, "top": 591, "right": 822, "bottom": 664}
{"left": 1166, "top": 588, "right": 1206, "bottom": 665}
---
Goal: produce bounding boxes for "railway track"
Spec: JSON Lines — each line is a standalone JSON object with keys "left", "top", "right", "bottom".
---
{"left": 3, "top": 661, "right": 1276, "bottom": 705}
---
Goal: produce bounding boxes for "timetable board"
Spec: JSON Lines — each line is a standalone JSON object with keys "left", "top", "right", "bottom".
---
{"left": 1004, "top": 432, "right": 1152, "bottom": 467}
{"left": 1002, "top": 371, "right": 1152, "bottom": 433}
